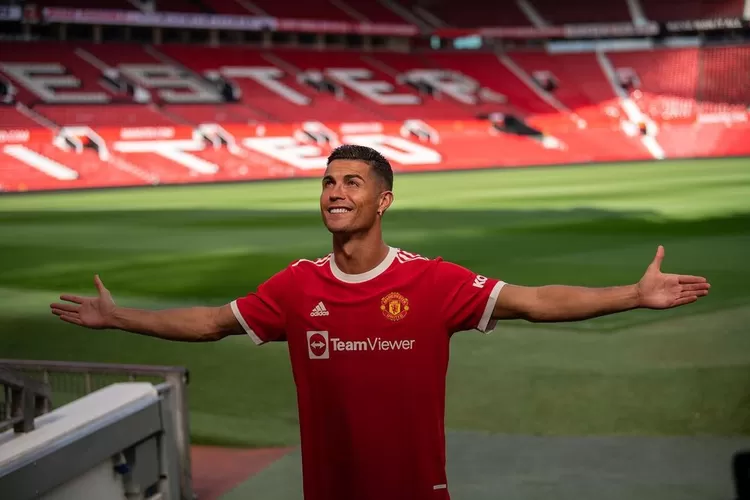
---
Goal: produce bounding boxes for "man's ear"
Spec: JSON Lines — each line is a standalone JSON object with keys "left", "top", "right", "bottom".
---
{"left": 378, "top": 191, "right": 394, "bottom": 216}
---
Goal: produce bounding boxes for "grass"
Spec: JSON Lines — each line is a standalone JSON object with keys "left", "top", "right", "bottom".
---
{"left": 1, "top": 158, "right": 749, "bottom": 447}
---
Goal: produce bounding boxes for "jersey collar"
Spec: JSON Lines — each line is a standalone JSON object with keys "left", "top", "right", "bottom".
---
{"left": 329, "top": 246, "right": 398, "bottom": 284}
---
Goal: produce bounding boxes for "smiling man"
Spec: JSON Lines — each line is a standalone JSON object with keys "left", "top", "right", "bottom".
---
{"left": 51, "top": 144, "right": 711, "bottom": 500}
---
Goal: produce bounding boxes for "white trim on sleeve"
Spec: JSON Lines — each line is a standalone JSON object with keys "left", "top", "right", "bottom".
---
{"left": 230, "top": 300, "right": 265, "bottom": 345}
{"left": 476, "top": 281, "right": 506, "bottom": 334}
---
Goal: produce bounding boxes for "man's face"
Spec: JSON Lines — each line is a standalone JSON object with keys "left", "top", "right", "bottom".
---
{"left": 320, "top": 159, "right": 391, "bottom": 234}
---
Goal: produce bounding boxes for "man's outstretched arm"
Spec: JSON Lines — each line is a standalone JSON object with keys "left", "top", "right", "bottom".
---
{"left": 50, "top": 275, "right": 244, "bottom": 341}
{"left": 492, "top": 246, "right": 710, "bottom": 323}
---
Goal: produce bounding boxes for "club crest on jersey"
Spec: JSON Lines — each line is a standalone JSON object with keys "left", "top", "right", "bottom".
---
{"left": 381, "top": 292, "right": 409, "bottom": 321}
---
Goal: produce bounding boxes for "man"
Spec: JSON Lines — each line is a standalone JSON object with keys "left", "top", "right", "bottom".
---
{"left": 50, "top": 144, "right": 710, "bottom": 500}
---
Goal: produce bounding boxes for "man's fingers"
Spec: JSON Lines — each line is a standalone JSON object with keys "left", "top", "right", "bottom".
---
{"left": 649, "top": 245, "right": 665, "bottom": 270}
{"left": 59, "top": 294, "right": 85, "bottom": 304}
{"left": 58, "top": 314, "right": 83, "bottom": 326}
{"left": 680, "top": 283, "right": 710, "bottom": 292}
{"left": 673, "top": 296, "right": 698, "bottom": 307}
{"left": 50, "top": 302, "right": 79, "bottom": 313}
{"left": 678, "top": 275, "right": 707, "bottom": 284}
{"left": 51, "top": 306, "right": 79, "bottom": 317}
{"left": 680, "top": 289, "right": 708, "bottom": 299}
{"left": 94, "top": 274, "right": 107, "bottom": 294}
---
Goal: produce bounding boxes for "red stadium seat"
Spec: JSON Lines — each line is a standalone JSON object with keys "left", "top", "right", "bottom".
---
{"left": 150, "top": 0, "right": 206, "bottom": 12}
{"left": 641, "top": 0, "right": 744, "bottom": 21}
{"left": 344, "top": 0, "right": 411, "bottom": 23}
{"left": 268, "top": 48, "right": 426, "bottom": 120}
{"left": 32, "top": 0, "right": 134, "bottom": 9}
{"left": 246, "top": 0, "right": 353, "bottom": 21}
{"left": 508, "top": 51, "right": 622, "bottom": 126}
{"left": 425, "top": 52, "right": 560, "bottom": 117}
{"left": 2, "top": 40, "right": 749, "bottom": 193}
{"left": 396, "top": 0, "right": 531, "bottom": 27}
{"left": 154, "top": 44, "right": 388, "bottom": 122}
{"left": 0, "top": 106, "right": 47, "bottom": 129}
{"left": 698, "top": 46, "right": 750, "bottom": 111}
{"left": 607, "top": 47, "right": 700, "bottom": 122}
{"left": 201, "top": 0, "right": 257, "bottom": 15}
{"left": 33, "top": 104, "right": 178, "bottom": 127}
{"left": 530, "top": 0, "right": 631, "bottom": 23}
{"left": 0, "top": 42, "right": 120, "bottom": 105}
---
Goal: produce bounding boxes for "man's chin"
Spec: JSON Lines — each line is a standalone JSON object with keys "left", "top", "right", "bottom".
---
{"left": 325, "top": 223, "right": 352, "bottom": 234}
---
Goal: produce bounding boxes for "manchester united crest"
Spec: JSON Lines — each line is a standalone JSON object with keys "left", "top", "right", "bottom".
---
{"left": 381, "top": 292, "right": 409, "bottom": 321}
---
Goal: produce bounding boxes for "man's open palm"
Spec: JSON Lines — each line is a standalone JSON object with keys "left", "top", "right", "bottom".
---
{"left": 50, "top": 275, "right": 115, "bottom": 329}
{"left": 637, "top": 246, "right": 710, "bottom": 309}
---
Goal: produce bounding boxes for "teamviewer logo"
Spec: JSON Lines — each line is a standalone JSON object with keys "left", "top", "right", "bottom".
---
{"left": 307, "top": 331, "right": 329, "bottom": 359}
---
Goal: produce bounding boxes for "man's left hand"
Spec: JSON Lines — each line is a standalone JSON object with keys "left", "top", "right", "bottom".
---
{"left": 637, "top": 245, "right": 710, "bottom": 309}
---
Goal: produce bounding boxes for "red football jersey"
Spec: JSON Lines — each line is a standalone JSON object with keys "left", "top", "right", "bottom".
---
{"left": 231, "top": 246, "right": 504, "bottom": 500}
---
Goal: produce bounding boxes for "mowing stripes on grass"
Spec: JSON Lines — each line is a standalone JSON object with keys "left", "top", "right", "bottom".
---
{"left": 1, "top": 158, "right": 748, "bottom": 446}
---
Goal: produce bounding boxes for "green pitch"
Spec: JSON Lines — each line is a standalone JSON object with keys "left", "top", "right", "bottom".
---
{"left": 1, "top": 158, "right": 748, "bottom": 447}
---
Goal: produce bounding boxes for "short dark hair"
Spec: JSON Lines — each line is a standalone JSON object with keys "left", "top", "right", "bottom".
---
{"left": 327, "top": 144, "right": 393, "bottom": 191}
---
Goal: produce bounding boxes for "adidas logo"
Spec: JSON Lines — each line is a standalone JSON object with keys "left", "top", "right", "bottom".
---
{"left": 310, "top": 302, "right": 329, "bottom": 317}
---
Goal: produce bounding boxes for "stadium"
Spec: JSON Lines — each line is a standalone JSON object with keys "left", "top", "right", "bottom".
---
{"left": 0, "top": 0, "right": 749, "bottom": 498}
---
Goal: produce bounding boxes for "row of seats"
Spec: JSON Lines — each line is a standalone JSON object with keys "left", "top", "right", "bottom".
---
{"left": 4, "top": 119, "right": 749, "bottom": 193}
{"left": 29, "top": 0, "right": 747, "bottom": 25}
{"left": 609, "top": 46, "right": 750, "bottom": 120}
{"left": 1, "top": 42, "right": 747, "bottom": 129}
{"left": 399, "top": 0, "right": 744, "bottom": 25}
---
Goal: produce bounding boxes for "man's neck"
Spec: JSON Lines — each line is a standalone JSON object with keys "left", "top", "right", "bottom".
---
{"left": 332, "top": 230, "right": 390, "bottom": 275}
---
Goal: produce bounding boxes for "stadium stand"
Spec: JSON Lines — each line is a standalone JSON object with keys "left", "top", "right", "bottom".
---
{"left": 698, "top": 45, "right": 750, "bottom": 111}
{"left": 155, "top": 45, "right": 388, "bottom": 122}
{"left": 0, "top": 33, "right": 748, "bottom": 192}
{"left": 1, "top": 7, "right": 748, "bottom": 500}
{"left": 35, "top": 0, "right": 134, "bottom": 8}
{"left": 507, "top": 52, "right": 622, "bottom": 126}
{"left": 396, "top": 0, "right": 532, "bottom": 27}
{"left": 0, "top": 42, "right": 120, "bottom": 105}
{"left": 201, "top": 0, "right": 256, "bottom": 15}
{"left": 530, "top": 0, "right": 632, "bottom": 24}
{"left": 0, "top": 106, "right": 44, "bottom": 130}
{"left": 0, "top": 148, "right": 70, "bottom": 191}
{"left": 641, "top": 0, "right": 745, "bottom": 21}
{"left": 608, "top": 46, "right": 750, "bottom": 122}
{"left": 243, "top": 0, "right": 354, "bottom": 21}
{"left": 401, "top": 0, "right": 744, "bottom": 24}
{"left": 425, "top": 52, "right": 559, "bottom": 117}
{"left": 257, "top": 48, "right": 486, "bottom": 121}
{"left": 608, "top": 47, "right": 701, "bottom": 122}
{"left": 364, "top": 52, "right": 508, "bottom": 118}
{"left": 34, "top": 104, "right": 178, "bottom": 127}
{"left": 343, "top": 0, "right": 411, "bottom": 24}
{"left": 153, "top": 0, "right": 208, "bottom": 13}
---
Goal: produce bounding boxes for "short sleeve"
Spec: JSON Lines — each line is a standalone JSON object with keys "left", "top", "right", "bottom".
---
{"left": 434, "top": 260, "right": 505, "bottom": 335}
{"left": 230, "top": 266, "right": 292, "bottom": 345}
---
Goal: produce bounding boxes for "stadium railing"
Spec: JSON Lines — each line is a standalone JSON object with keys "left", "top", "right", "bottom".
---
{"left": 0, "top": 367, "right": 51, "bottom": 434}
{"left": 0, "top": 358, "right": 194, "bottom": 500}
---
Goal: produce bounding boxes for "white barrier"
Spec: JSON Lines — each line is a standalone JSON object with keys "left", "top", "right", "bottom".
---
{"left": 0, "top": 383, "right": 181, "bottom": 500}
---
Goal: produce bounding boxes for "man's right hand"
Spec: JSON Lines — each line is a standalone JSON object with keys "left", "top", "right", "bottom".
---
{"left": 49, "top": 275, "right": 244, "bottom": 341}
{"left": 50, "top": 275, "right": 116, "bottom": 329}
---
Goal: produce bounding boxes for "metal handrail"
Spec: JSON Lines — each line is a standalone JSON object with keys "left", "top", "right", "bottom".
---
{"left": 0, "top": 359, "right": 189, "bottom": 380}
{"left": 0, "top": 367, "right": 51, "bottom": 433}
{"left": 0, "top": 359, "right": 193, "bottom": 500}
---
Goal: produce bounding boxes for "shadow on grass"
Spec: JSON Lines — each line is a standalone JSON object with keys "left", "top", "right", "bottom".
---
{"left": 0, "top": 207, "right": 748, "bottom": 445}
